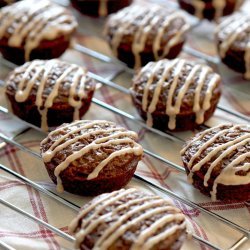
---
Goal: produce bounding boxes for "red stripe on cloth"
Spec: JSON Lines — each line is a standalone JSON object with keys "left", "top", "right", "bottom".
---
{"left": 6, "top": 146, "right": 60, "bottom": 250}
{"left": 198, "top": 201, "right": 246, "bottom": 211}
{"left": 137, "top": 168, "right": 175, "bottom": 179}
{"left": 100, "top": 85, "right": 128, "bottom": 126}
{"left": 136, "top": 169, "right": 160, "bottom": 179}
{"left": 4, "top": 146, "right": 19, "bottom": 173}
{"left": 143, "top": 156, "right": 172, "bottom": 180}
{"left": 137, "top": 128, "right": 147, "bottom": 141}
{"left": 33, "top": 188, "right": 61, "bottom": 250}
{"left": 0, "top": 230, "right": 56, "bottom": 239}
{"left": 173, "top": 198, "right": 200, "bottom": 218}
{"left": 0, "top": 141, "right": 39, "bottom": 158}
{"left": 176, "top": 200, "right": 209, "bottom": 250}
{"left": 0, "top": 226, "right": 68, "bottom": 238}
{"left": 0, "top": 181, "right": 25, "bottom": 191}
{"left": 13, "top": 150, "right": 61, "bottom": 250}
{"left": 0, "top": 227, "right": 69, "bottom": 239}
{"left": 186, "top": 218, "right": 209, "bottom": 250}
{"left": 142, "top": 156, "right": 172, "bottom": 190}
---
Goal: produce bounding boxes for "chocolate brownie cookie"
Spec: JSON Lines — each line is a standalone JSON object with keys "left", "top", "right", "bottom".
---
{"left": 104, "top": 4, "right": 189, "bottom": 69}
{"left": 40, "top": 121, "right": 143, "bottom": 196}
{"left": 70, "top": 0, "right": 132, "bottom": 17}
{"left": 216, "top": 13, "right": 250, "bottom": 79}
{"left": 0, "top": 0, "right": 77, "bottom": 64}
{"left": 181, "top": 124, "right": 250, "bottom": 201}
{"left": 178, "top": 0, "right": 244, "bottom": 21}
{"left": 131, "top": 59, "right": 221, "bottom": 131}
{"left": 5, "top": 59, "right": 96, "bottom": 131}
{"left": 69, "top": 188, "right": 187, "bottom": 249}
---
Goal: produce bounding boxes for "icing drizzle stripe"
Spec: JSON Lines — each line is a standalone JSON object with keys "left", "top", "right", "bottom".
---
{"left": 41, "top": 120, "right": 143, "bottom": 192}
{"left": 135, "top": 59, "right": 220, "bottom": 130}
{"left": 182, "top": 124, "right": 250, "bottom": 200}
{"left": 69, "top": 188, "right": 185, "bottom": 249}
{"left": 0, "top": 0, "right": 77, "bottom": 61}
{"left": 106, "top": 5, "right": 189, "bottom": 69}
{"left": 11, "top": 60, "right": 91, "bottom": 131}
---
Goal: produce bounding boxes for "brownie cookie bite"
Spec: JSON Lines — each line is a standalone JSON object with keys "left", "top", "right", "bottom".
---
{"left": 178, "top": 0, "right": 244, "bottom": 21}
{"left": 104, "top": 4, "right": 189, "bottom": 69}
{"left": 131, "top": 59, "right": 221, "bottom": 131}
{"left": 0, "top": 0, "right": 77, "bottom": 65}
{"left": 216, "top": 13, "right": 250, "bottom": 79}
{"left": 70, "top": 0, "right": 132, "bottom": 17}
{"left": 69, "top": 188, "right": 187, "bottom": 249}
{"left": 181, "top": 124, "right": 250, "bottom": 201}
{"left": 40, "top": 121, "right": 143, "bottom": 196}
{"left": 5, "top": 59, "right": 96, "bottom": 131}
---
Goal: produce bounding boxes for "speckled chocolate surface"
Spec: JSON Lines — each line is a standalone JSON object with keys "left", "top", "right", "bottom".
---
{"left": 70, "top": 189, "right": 186, "bottom": 250}
{"left": 181, "top": 124, "right": 250, "bottom": 201}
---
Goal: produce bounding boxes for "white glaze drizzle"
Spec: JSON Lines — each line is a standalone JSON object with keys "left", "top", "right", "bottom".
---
{"left": 187, "top": 125, "right": 241, "bottom": 168}
{"left": 211, "top": 153, "right": 250, "bottom": 200}
{"left": 78, "top": 188, "right": 137, "bottom": 231}
{"left": 42, "top": 126, "right": 123, "bottom": 163}
{"left": 182, "top": 125, "right": 250, "bottom": 200}
{"left": 132, "top": 217, "right": 186, "bottom": 250}
{"left": 70, "top": 188, "right": 186, "bottom": 249}
{"left": 132, "top": 6, "right": 162, "bottom": 69}
{"left": 87, "top": 201, "right": 166, "bottom": 249}
{"left": 69, "top": 188, "right": 129, "bottom": 233}
{"left": 106, "top": 5, "right": 189, "bottom": 69}
{"left": 180, "top": 124, "right": 226, "bottom": 155}
{"left": 41, "top": 120, "right": 91, "bottom": 143}
{"left": 219, "top": 15, "right": 249, "bottom": 58}
{"left": 137, "top": 59, "right": 220, "bottom": 130}
{"left": 41, "top": 121, "right": 143, "bottom": 192}
{"left": 191, "top": 0, "right": 205, "bottom": 19}
{"left": 212, "top": 0, "right": 226, "bottom": 21}
{"left": 189, "top": 0, "right": 242, "bottom": 20}
{"left": 98, "top": 0, "right": 108, "bottom": 17}
{"left": 0, "top": 0, "right": 77, "bottom": 61}
{"left": 94, "top": 197, "right": 161, "bottom": 247}
{"left": 218, "top": 14, "right": 250, "bottom": 79}
{"left": 12, "top": 60, "right": 90, "bottom": 131}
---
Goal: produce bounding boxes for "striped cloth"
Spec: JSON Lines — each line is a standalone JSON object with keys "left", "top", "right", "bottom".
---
{"left": 0, "top": 0, "right": 249, "bottom": 249}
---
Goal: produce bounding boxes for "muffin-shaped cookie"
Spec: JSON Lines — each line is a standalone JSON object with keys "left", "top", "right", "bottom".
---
{"left": 40, "top": 121, "right": 143, "bottom": 196}
{"left": 181, "top": 124, "right": 250, "bottom": 201}
{"left": 104, "top": 4, "right": 189, "bottom": 69}
{"left": 131, "top": 59, "right": 221, "bottom": 131}
{"left": 178, "top": 0, "right": 244, "bottom": 21}
{"left": 0, "top": 0, "right": 18, "bottom": 8}
{"left": 216, "top": 13, "right": 250, "bottom": 79}
{"left": 5, "top": 59, "right": 96, "bottom": 131}
{"left": 70, "top": 0, "right": 132, "bottom": 17}
{"left": 0, "top": 0, "right": 77, "bottom": 64}
{"left": 69, "top": 188, "right": 187, "bottom": 249}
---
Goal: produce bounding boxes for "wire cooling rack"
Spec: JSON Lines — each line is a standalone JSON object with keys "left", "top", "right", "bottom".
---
{"left": 0, "top": 0, "right": 249, "bottom": 250}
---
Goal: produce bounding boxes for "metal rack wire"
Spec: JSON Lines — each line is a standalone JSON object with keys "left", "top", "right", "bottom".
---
{"left": 0, "top": 125, "right": 249, "bottom": 250}
{"left": 0, "top": 65, "right": 249, "bottom": 249}
{"left": 0, "top": 1, "right": 249, "bottom": 249}
{"left": 0, "top": 59, "right": 249, "bottom": 250}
